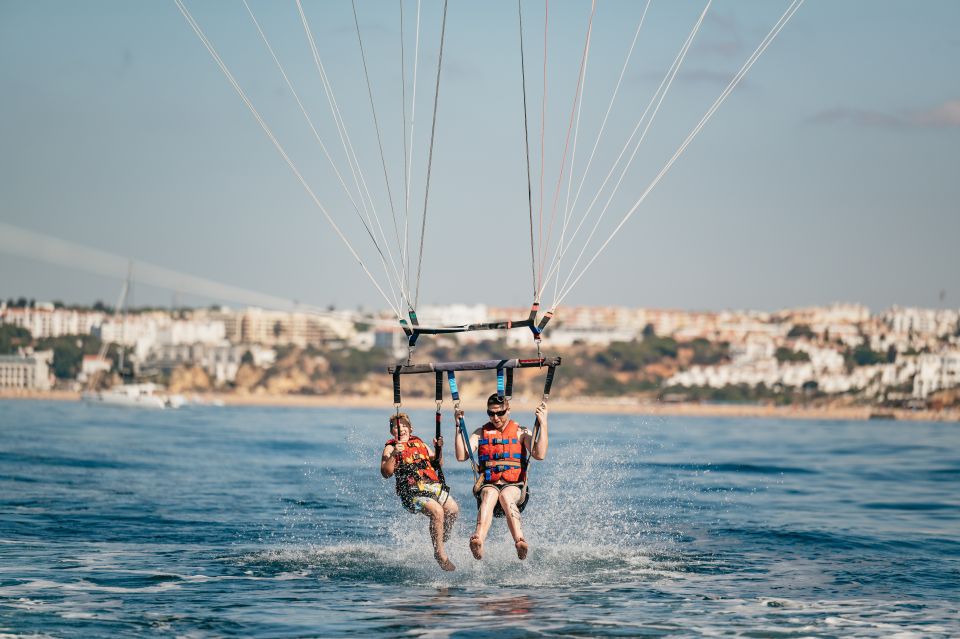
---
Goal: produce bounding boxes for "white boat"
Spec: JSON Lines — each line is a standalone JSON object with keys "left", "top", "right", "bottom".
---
{"left": 82, "top": 383, "right": 179, "bottom": 409}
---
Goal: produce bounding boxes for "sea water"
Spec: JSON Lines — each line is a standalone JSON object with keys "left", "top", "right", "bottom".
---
{"left": 0, "top": 400, "right": 957, "bottom": 637}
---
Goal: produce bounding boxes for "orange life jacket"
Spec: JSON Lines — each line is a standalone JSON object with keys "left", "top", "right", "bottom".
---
{"left": 386, "top": 435, "right": 440, "bottom": 488}
{"left": 477, "top": 420, "right": 527, "bottom": 484}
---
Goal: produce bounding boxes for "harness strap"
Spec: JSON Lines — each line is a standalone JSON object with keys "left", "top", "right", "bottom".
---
{"left": 392, "top": 370, "right": 401, "bottom": 407}
{"left": 434, "top": 371, "right": 443, "bottom": 440}
{"left": 406, "top": 309, "right": 420, "bottom": 349}
{"left": 496, "top": 367, "right": 505, "bottom": 402}
{"left": 447, "top": 371, "right": 480, "bottom": 479}
{"left": 542, "top": 365, "right": 557, "bottom": 399}
{"left": 521, "top": 364, "right": 558, "bottom": 493}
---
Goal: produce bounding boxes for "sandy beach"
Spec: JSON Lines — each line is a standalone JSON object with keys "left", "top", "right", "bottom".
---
{"left": 2, "top": 388, "right": 957, "bottom": 423}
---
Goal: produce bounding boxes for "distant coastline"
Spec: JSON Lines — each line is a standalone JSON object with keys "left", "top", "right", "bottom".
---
{"left": 2, "top": 389, "right": 957, "bottom": 423}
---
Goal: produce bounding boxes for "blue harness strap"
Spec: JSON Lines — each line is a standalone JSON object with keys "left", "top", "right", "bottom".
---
{"left": 496, "top": 367, "right": 505, "bottom": 401}
{"left": 447, "top": 371, "right": 478, "bottom": 470}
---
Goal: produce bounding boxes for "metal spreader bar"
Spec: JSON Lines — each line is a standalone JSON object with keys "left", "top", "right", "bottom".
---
{"left": 388, "top": 356, "right": 561, "bottom": 376}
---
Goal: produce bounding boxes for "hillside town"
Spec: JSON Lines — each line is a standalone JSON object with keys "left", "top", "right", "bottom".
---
{"left": 1, "top": 299, "right": 959, "bottom": 414}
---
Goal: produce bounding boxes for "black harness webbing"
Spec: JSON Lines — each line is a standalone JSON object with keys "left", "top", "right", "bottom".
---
{"left": 400, "top": 304, "right": 553, "bottom": 350}
{"left": 388, "top": 356, "right": 561, "bottom": 378}
{"left": 432, "top": 370, "right": 446, "bottom": 486}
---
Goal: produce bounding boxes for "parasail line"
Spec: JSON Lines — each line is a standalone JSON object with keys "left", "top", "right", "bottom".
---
{"left": 517, "top": 0, "right": 537, "bottom": 301}
{"left": 553, "top": 0, "right": 806, "bottom": 308}
{"left": 550, "top": 0, "right": 710, "bottom": 300}
{"left": 294, "top": 0, "right": 407, "bottom": 308}
{"left": 542, "top": 0, "right": 709, "bottom": 295}
{"left": 413, "top": 0, "right": 449, "bottom": 311}
{"left": 542, "top": 0, "right": 596, "bottom": 304}
{"left": 351, "top": 0, "right": 409, "bottom": 305}
{"left": 552, "top": 0, "right": 651, "bottom": 288}
{"left": 403, "top": 0, "right": 424, "bottom": 301}
{"left": 173, "top": 0, "right": 404, "bottom": 321}
{"left": 242, "top": 0, "right": 406, "bottom": 310}
{"left": 536, "top": 0, "right": 549, "bottom": 292}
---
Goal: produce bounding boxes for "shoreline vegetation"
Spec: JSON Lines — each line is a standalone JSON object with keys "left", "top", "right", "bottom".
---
{"left": 3, "top": 389, "right": 957, "bottom": 423}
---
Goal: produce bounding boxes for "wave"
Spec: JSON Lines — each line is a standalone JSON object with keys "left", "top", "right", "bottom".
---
{"left": 229, "top": 539, "right": 696, "bottom": 588}
{"left": 862, "top": 501, "right": 959, "bottom": 512}
{"left": 635, "top": 461, "right": 817, "bottom": 475}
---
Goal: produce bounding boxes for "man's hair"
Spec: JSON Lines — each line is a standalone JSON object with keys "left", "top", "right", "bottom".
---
{"left": 486, "top": 393, "right": 509, "bottom": 408}
{"left": 389, "top": 412, "right": 412, "bottom": 431}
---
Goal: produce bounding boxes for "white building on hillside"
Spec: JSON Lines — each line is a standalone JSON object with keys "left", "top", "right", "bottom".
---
{"left": 913, "top": 350, "right": 960, "bottom": 398}
{"left": 0, "top": 350, "right": 53, "bottom": 390}
{"left": 79, "top": 355, "right": 112, "bottom": 383}
{"left": 0, "top": 305, "right": 105, "bottom": 338}
{"left": 882, "top": 307, "right": 960, "bottom": 338}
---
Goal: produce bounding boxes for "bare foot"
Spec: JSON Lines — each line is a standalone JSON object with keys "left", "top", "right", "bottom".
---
{"left": 515, "top": 538, "right": 528, "bottom": 560}
{"left": 435, "top": 555, "right": 456, "bottom": 571}
{"left": 469, "top": 535, "right": 483, "bottom": 560}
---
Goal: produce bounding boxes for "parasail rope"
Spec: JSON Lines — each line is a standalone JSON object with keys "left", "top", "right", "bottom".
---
{"left": 548, "top": 0, "right": 710, "bottom": 299}
{"left": 242, "top": 0, "right": 406, "bottom": 310}
{"left": 551, "top": 0, "right": 651, "bottom": 292}
{"left": 413, "top": 0, "right": 449, "bottom": 311}
{"left": 404, "top": 0, "right": 424, "bottom": 303}
{"left": 173, "top": 0, "right": 404, "bottom": 322}
{"left": 553, "top": 0, "right": 806, "bottom": 308}
{"left": 351, "top": 0, "right": 408, "bottom": 305}
{"left": 295, "top": 0, "right": 407, "bottom": 309}
{"left": 242, "top": 1, "right": 361, "bottom": 218}
{"left": 400, "top": 0, "right": 411, "bottom": 299}
{"left": 541, "top": 0, "right": 596, "bottom": 302}
{"left": 518, "top": 0, "right": 537, "bottom": 301}
{"left": 537, "top": 0, "right": 549, "bottom": 292}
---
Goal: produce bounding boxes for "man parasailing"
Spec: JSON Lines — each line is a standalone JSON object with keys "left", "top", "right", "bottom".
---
{"left": 455, "top": 394, "right": 549, "bottom": 561}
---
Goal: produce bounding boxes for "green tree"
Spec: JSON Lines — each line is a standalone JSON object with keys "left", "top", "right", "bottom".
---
{"left": 39, "top": 338, "right": 83, "bottom": 379}
{"left": 787, "top": 323, "right": 814, "bottom": 339}
{"left": 595, "top": 337, "right": 678, "bottom": 371}
{"left": 0, "top": 325, "right": 33, "bottom": 354}
{"left": 775, "top": 347, "right": 810, "bottom": 363}
{"left": 35, "top": 335, "right": 104, "bottom": 380}
{"left": 688, "top": 338, "right": 729, "bottom": 365}
{"left": 327, "top": 347, "right": 389, "bottom": 384}
{"left": 846, "top": 344, "right": 886, "bottom": 367}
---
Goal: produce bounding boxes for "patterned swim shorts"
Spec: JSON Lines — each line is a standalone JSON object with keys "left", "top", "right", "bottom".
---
{"left": 405, "top": 482, "right": 450, "bottom": 513}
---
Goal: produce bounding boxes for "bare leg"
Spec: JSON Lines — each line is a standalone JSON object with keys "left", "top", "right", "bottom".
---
{"left": 471, "top": 487, "right": 499, "bottom": 560}
{"left": 442, "top": 496, "right": 459, "bottom": 542}
{"left": 498, "top": 486, "right": 528, "bottom": 560}
{"left": 422, "top": 501, "right": 455, "bottom": 571}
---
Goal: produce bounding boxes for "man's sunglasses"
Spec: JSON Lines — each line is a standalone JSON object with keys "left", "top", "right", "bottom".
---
{"left": 487, "top": 408, "right": 508, "bottom": 417}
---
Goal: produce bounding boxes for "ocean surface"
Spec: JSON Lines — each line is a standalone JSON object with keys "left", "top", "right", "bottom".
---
{"left": 0, "top": 400, "right": 957, "bottom": 638}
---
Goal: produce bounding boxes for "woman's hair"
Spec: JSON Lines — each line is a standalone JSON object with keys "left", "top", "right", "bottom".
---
{"left": 389, "top": 412, "right": 412, "bottom": 432}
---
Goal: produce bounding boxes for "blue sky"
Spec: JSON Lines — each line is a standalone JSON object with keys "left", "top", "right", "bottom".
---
{"left": 1, "top": 1, "right": 958, "bottom": 316}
